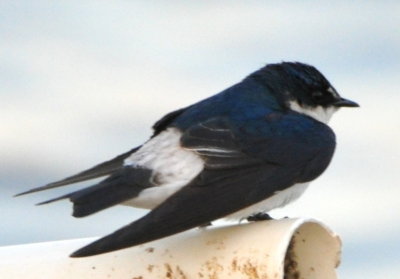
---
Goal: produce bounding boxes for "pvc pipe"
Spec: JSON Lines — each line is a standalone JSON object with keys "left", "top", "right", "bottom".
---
{"left": 0, "top": 218, "right": 341, "bottom": 278}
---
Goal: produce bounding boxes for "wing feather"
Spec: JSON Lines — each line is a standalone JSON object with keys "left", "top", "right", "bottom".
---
{"left": 71, "top": 164, "right": 288, "bottom": 257}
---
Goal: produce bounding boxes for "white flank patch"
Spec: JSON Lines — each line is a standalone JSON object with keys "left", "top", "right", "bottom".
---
{"left": 122, "top": 181, "right": 187, "bottom": 209}
{"left": 289, "top": 101, "right": 338, "bottom": 124}
{"left": 123, "top": 128, "right": 204, "bottom": 209}
{"left": 226, "top": 182, "right": 310, "bottom": 220}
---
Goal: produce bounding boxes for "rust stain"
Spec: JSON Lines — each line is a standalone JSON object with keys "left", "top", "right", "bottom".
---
{"left": 145, "top": 247, "right": 155, "bottom": 253}
{"left": 205, "top": 238, "right": 226, "bottom": 250}
{"left": 163, "top": 263, "right": 187, "bottom": 279}
{"left": 241, "top": 260, "right": 260, "bottom": 278}
{"left": 132, "top": 277, "right": 143, "bottom": 279}
{"left": 199, "top": 256, "right": 224, "bottom": 279}
{"left": 147, "top": 264, "right": 154, "bottom": 273}
{"left": 284, "top": 238, "right": 300, "bottom": 279}
{"left": 165, "top": 263, "right": 173, "bottom": 279}
{"left": 231, "top": 258, "right": 238, "bottom": 272}
{"left": 230, "top": 257, "right": 268, "bottom": 279}
{"left": 176, "top": 265, "right": 186, "bottom": 279}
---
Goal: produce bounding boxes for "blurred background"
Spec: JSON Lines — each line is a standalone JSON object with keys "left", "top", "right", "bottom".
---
{"left": 1, "top": 1, "right": 399, "bottom": 278}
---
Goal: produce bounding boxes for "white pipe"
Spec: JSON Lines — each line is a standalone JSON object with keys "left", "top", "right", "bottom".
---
{"left": 0, "top": 218, "right": 341, "bottom": 278}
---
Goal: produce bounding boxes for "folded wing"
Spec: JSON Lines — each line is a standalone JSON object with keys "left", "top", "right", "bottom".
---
{"left": 72, "top": 115, "right": 334, "bottom": 257}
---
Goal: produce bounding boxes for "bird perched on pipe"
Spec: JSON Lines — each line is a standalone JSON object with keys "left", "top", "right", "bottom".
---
{"left": 17, "top": 62, "right": 359, "bottom": 257}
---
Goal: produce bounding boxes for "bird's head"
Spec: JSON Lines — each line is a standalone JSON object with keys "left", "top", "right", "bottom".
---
{"left": 252, "top": 62, "right": 359, "bottom": 123}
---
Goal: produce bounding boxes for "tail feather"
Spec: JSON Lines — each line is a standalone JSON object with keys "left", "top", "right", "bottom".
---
{"left": 15, "top": 147, "right": 140, "bottom": 197}
{"left": 37, "top": 167, "right": 154, "bottom": 218}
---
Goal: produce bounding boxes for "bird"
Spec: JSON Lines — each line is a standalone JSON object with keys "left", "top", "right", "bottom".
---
{"left": 16, "top": 62, "right": 359, "bottom": 257}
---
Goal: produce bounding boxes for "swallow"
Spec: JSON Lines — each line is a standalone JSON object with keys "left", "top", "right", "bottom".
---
{"left": 17, "top": 62, "right": 359, "bottom": 257}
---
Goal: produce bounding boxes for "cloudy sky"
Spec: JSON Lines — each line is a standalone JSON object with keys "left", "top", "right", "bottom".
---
{"left": 1, "top": 1, "right": 399, "bottom": 278}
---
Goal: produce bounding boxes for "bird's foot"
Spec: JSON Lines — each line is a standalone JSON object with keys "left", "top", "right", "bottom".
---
{"left": 247, "top": 212, "right": 273, "bottom": 222}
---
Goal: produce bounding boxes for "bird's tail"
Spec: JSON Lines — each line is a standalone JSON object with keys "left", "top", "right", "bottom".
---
{"left": 15, "top": 147, "right": 140, "bottom": 197}
{"left": 37, "top": 167, "right": 154, "bottom": 217}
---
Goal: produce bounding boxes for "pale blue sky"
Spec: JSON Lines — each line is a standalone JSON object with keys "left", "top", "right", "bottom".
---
{"left": 1, "top": 1, "right": 399, "bottom": 278}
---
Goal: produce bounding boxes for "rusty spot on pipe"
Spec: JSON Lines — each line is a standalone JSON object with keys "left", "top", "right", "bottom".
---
{"left": 284, "top": 238, "right": 300, "bottom": 279}
{"left": 145, "top": 247, "right": 154, "bottom": 253}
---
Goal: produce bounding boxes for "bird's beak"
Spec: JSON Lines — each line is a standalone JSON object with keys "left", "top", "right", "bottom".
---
{"left": 333, "top": 98, "right": 359, "bottom": 108}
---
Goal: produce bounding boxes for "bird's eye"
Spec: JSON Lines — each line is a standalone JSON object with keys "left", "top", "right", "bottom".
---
{"left": 311, "top": 91, "right": 324, "bottom": 102}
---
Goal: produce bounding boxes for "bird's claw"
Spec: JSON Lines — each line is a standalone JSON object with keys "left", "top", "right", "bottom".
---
{"left": 247, "top": 212, "right": 273, "bottom": 222}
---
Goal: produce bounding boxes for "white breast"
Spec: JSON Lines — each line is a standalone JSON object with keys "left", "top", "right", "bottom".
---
{"left": 226, "top": 182, "right": 310, "bottom": 220}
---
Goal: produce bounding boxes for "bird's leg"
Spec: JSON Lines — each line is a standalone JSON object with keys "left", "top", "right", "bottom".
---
{"left": 247, "top": 212, "right": 273, "bottom": 222}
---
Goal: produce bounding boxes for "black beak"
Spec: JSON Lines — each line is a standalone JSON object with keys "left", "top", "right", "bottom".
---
{"left": 333, "top": 98, "right": 359, "bottom": 108}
